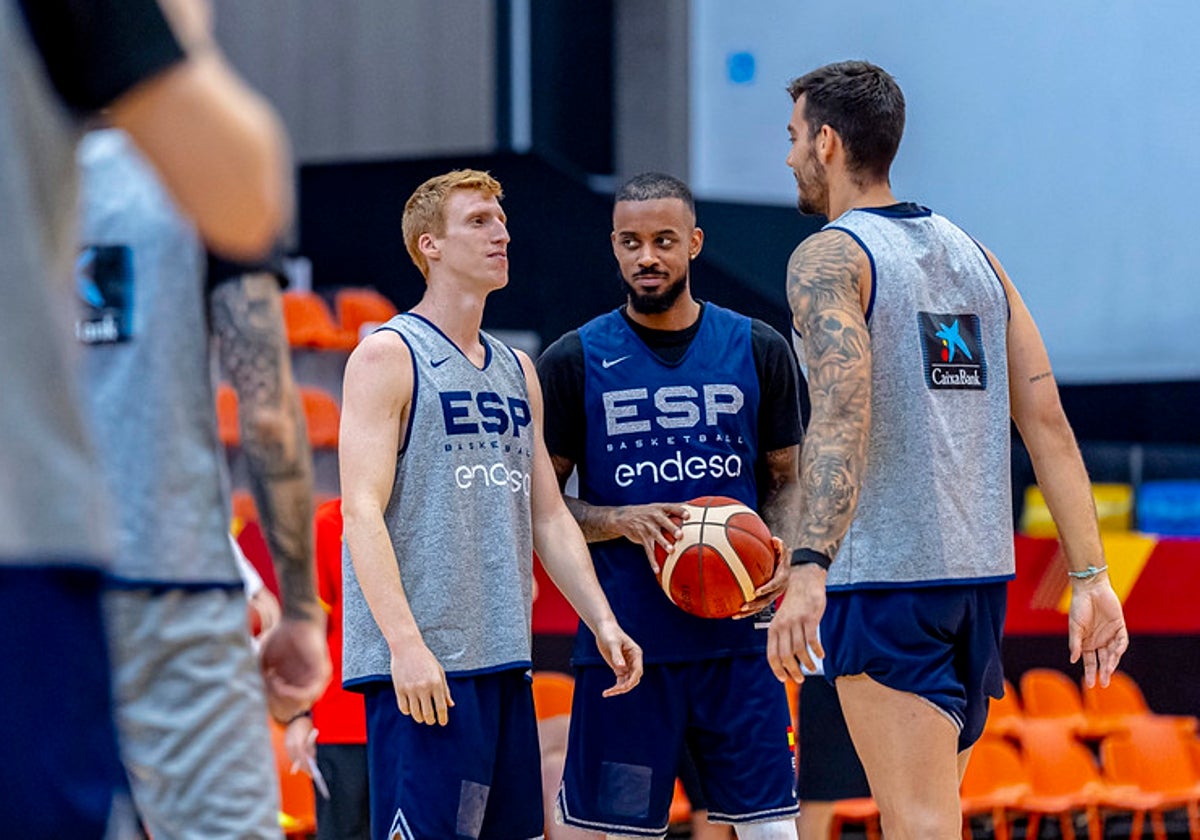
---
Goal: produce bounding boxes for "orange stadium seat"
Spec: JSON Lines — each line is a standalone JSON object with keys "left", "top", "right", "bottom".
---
{"left": 1082, "top": 671, "right": 1199, "bottom": 737}
{"left": 1020, "top": 668, "right": 1118, "bottom": 740}
{"left": 530, "top": 671, "right": 574, "bottom": 721}
{"left": 300, "top": 386, "right": 341, "bottom": 449}
{"left": 983, "top": 678, "right": 1027, "bottom": 741}
{"left": 1020, "top": 720, "right": 1153, "bottom": 840}
{"left": 960, "top": 737, "right": 1031, "bottom": 840}
{"left": 1100, "top": 720, "right": 1200, "bottom": 840}
{"left": 336, "top": 287, "right": 398, "bottom": 338}
{"left": 282, "top": 290, "right": 358, "bottom": 350}
{"left": 216, "top": 383, "right": 240, "bottom": 446}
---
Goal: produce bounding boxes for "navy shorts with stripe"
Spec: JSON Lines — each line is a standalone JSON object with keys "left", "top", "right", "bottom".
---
{"left": 364, "top": 668, "right": 543, "bottom": 840}
{"left": 559, "top": 656, "right": 797, "bottom": 837}
{"left": 822, "top": 582, "right": 1007, "bottom": 752}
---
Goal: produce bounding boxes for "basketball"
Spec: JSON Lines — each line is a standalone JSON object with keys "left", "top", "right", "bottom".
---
{"left": 655, "top": 496, "right": 778, "bottom": 619}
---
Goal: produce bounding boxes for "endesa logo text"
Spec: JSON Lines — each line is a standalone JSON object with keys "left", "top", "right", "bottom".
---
{"left": 601, "top": 384, "right": 748, "bottom": 489}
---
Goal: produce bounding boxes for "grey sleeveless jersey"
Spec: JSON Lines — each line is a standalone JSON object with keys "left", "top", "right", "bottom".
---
{"left": 75, "top": 130, "right": 239, "bottom": 585}
{"left": 342, "top": 314, "right": 535, "bottom": 684}
{"left": 0, "top": 4, "right": 111, "bottom": 567}
{"left": 800, "top": 206, "right": 1014, "bottom": 588}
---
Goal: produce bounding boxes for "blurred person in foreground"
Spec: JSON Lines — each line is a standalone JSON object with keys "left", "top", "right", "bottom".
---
{"left": 0, "top": 0, "right": 323, "bottom": 836}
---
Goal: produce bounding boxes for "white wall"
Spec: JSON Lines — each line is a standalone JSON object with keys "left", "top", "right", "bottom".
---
{"left": 691, "top": 0, "right": 1200, "bottom": 383}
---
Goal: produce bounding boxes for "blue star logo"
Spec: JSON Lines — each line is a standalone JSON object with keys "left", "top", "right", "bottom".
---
{"left": 935, "top": 319, "right": 972, "bottom": 363}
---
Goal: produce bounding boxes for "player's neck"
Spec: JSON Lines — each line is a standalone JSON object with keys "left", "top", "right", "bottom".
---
{"left": 411, "top": 282, "right": 489, "bottom": 361}
{"left": 624, "top": 293, "right": 701, "bottom": 333}
{"left": 827, "top": 180, "right": 897, "bottom": 222}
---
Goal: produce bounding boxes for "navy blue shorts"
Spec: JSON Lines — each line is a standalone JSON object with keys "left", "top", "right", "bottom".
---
{"left": 797, "top": 675, "right": 870, "bottom": 802}
{"left": 0, "top": 566, "right": 126, "bottom": 839}
{"left": 364, "top": 668, "right": 543, "bottom": 840}
{"left": 822, "top": 582, "right": 1007, "bottom": 752}
{"left": 559, "top": 656, "right": 797, "bottom": 837}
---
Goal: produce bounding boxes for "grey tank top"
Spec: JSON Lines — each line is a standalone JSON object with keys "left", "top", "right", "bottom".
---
{"left": 0, "top": 4, "right": 111, "bottom": 567}
{"left": 342, "top": 313, "right": 535, "bottom": 685}
{"left": 76, "top": 130, "right": 239, "bottom": 585}
{"left": 800, "top": 206, "right": 1014, "bottom": 588}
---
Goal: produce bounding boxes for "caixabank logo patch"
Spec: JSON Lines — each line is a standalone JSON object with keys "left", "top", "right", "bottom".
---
{"left": 919, "top": 312, "right": 987, "bottom": 390}
{"left": 76, "top": 245, "right": 135, "bottom": 344}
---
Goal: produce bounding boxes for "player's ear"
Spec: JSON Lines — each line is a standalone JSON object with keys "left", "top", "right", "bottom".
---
{"left": 418, "top": 232, "right": 440, "bottom": 265}
{"left": 689, "top": 226, "right": 704, "bottom": 260}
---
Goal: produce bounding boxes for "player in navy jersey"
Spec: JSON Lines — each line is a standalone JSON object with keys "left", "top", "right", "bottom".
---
{"left": 770, "top": 60, "right": 1128, "bottom": 840}
{"left": 537, "top": 173, "right": 803, "bottom": 839}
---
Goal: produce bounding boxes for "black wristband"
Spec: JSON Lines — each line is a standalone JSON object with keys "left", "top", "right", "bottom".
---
{"left": 790, "top": 547, "right": 832, "bottom": 570}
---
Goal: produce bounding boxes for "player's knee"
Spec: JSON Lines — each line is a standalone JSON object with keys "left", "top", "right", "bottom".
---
{"left": 735, "top": 819, "right": 798, "bottom": 840}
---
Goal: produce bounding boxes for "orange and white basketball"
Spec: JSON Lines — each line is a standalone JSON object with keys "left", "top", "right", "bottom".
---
{"left": 654, "top": 495, "right": 778, "bottom": 619}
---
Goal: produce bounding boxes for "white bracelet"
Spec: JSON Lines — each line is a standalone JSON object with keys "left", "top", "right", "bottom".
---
{"left": 1067, "top": 564, "right": 1108, "bottom": 580}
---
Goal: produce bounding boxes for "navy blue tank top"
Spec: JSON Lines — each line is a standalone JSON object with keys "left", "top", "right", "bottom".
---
{"left": 574, "top": 304, "right": 766, "bottom": 664}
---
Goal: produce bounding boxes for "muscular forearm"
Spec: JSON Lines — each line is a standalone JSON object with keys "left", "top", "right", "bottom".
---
{"left": 795, "top": 405, "right": 869, "bottom": 558}
{"left": 760, "top": 476, "right": 804, "bottom": 552}
{"left": 1024, "top": 414, "right": 1104, "bottom": 570}
{"left": 243, "top": 391, "right": 318, "bottom": 618}
{"left": 563, "top": 495, "right": 626, "bottom": 543}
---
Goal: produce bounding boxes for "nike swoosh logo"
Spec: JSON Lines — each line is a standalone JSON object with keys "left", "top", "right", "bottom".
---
{"left": 431, "top": 356, "right": 451, "bottom": 368}
{"left": 601, "top": 355, "right": 631, "bottom": 369}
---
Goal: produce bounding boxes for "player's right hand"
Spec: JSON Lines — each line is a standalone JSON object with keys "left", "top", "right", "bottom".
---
{"left": 606, "top": 502, "right": 689, "bottom": 573}
{"left": 767, "top": 563, "right": 827, "bottom": 683}
{"left": 260, "top": 615, "right": 332, "bottom": 724}
{"left": 390, "top": 644, "right": 454, "bottom": 726}
{"left": 593, "top": 618, "right": 643, "bottom": 697}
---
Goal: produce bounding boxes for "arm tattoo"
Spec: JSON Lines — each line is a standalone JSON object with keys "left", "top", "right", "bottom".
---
{"left": 786, "top": 232, "right": 872, "bottom": 559}
{"left": 1029, "top": 371, "right": 1053, "bottom": 384}
{"left": 211, "top": 275, "right": 318, "bottom": 617}
{"left": 759, "top": 445, "right": 803, "bottom": 550}
{"left": 551, "top": 453, "right": 621, "bottom": 542}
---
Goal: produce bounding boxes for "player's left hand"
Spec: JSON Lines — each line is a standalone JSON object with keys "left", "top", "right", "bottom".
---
{"left": 1068, "top": 571, "right": 1129, "bottom": 688}
{"left": 260, "top": 613, "right": 332, "bottom": 724}
{"left": 734, "top": 537, "right": 788, "bottom": 618}
{"left": 593, "top": 618, "right": 643, "bottom": 697}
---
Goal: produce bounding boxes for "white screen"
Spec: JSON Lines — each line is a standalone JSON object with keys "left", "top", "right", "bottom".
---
{"left": 690, "top": 0, "right": 1200, "bottom": 383}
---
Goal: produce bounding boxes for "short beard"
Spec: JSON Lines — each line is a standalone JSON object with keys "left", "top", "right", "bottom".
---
{"left": 623, "top": 273, "right": 688, "bottom": 315}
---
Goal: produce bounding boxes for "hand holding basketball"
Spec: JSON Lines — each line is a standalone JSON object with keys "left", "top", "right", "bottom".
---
{"left": 654, "top": 496, "right": 780, "bottom": 619}
{"left": 604, "top": 502, "right": 690, "bottom": 572}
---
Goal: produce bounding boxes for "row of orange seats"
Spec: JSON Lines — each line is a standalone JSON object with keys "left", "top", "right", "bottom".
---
{"left": 963, "top": 721, "right": 1200, "bottom": 840}
{"left": 283, "top": 287, "right": 398, "bottom": 350}
{"left": 217, "top": 384, "right": 341, "bottom": 450}
{"left": 987, "top": 668, "right": 1198, "bottom": 741}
